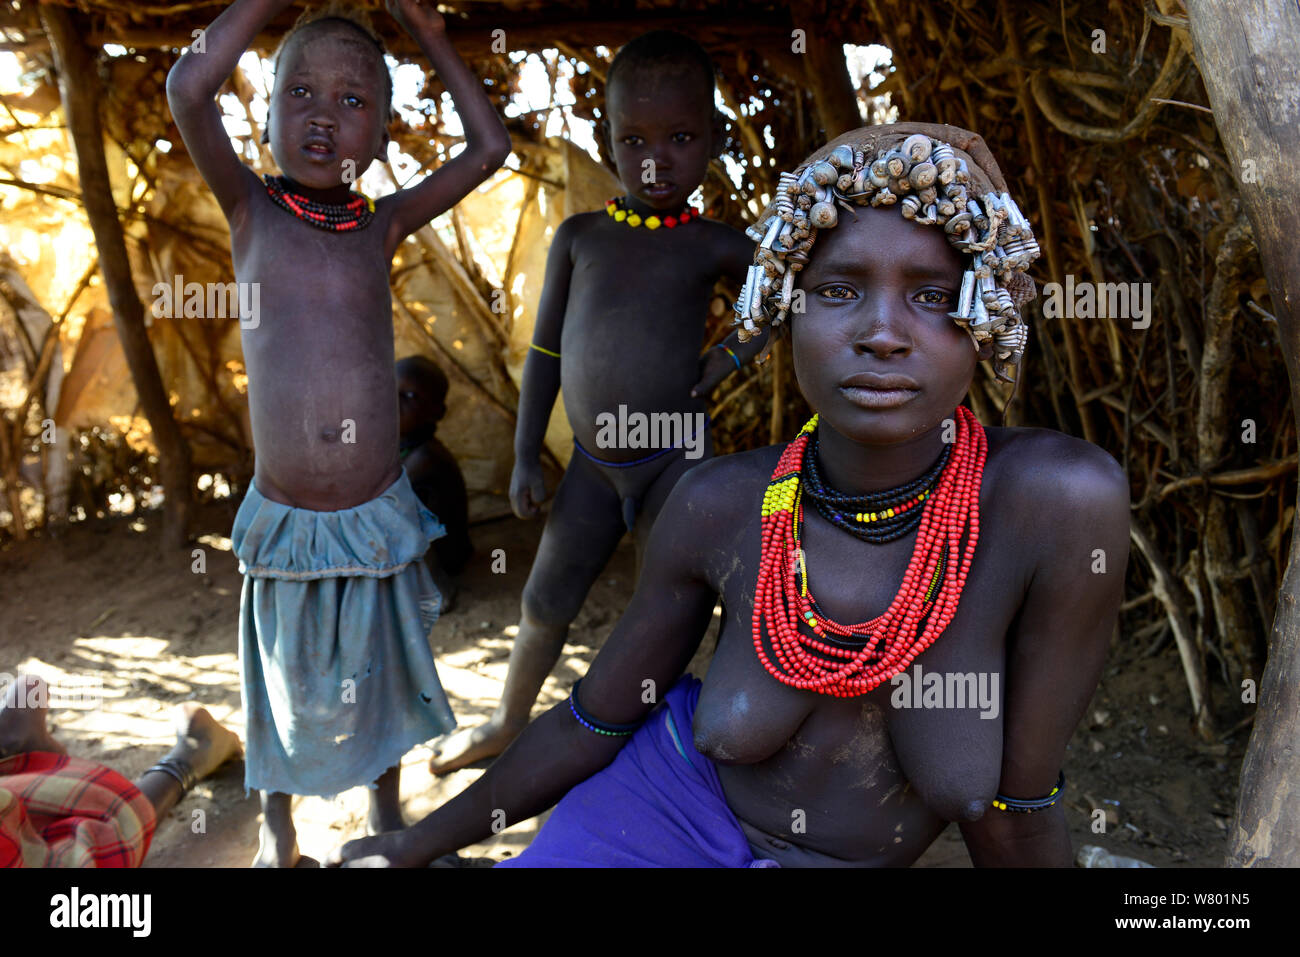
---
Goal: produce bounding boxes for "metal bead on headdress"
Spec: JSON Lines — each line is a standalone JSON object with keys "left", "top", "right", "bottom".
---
{"left": 735, "top": 133, "right": 1041, "bottom": 382}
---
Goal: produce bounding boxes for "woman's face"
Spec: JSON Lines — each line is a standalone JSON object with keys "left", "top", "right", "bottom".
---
{"left": 790, "top": 203, "right": 986, "bottom": 445}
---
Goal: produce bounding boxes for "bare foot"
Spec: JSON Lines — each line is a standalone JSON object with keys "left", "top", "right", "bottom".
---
{"left": 438, "top": 581, "right": 459, "bottom": 615}
{"left": 171, "top": 702, "right": 242, "bottom": 780}
{"left": 427, "top": 717, "right": 522, "bottom": 776}
{"left": 253, "top": 843, "right": 319, "bottom": 867}
{"left": 253, "top": 825, "right": 310, "bottom": 868}
{"left": 325, "top": 830, "right": 430, "bottom": 868}
{"left": 252, "top": 792, "right": 307, "bottom": 868}
{"left": 0, "top": 675, "right": 66, "bottom": 757}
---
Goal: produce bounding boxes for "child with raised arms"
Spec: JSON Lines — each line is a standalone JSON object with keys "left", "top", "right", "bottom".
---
{"left": 428, "top": 30, "right": 762, "bottom": 774}
{"left": 166, "top": 0, "right": 509, "bottom": 865}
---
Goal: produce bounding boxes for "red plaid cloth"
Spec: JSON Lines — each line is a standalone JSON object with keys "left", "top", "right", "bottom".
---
{"left": 0, "top": 751, "right": 156, "bottom": 868}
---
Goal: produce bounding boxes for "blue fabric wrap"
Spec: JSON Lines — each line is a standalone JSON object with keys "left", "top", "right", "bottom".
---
{"left": 496, "top": 675, "right": 779, "bottom": 868}
{"left": 233, "top": 469, "right": 457, "bottom": 797}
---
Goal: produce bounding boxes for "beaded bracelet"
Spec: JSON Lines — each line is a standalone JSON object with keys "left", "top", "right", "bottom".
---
{"left": 530, "top": 342, "right": 561, "bottom": 359}
{"left": 568, "top": 679, "right": 643, "bottom": 737}
{"left": 991, "top": 771, "right": 1065, "bottom": 813}
{"left": 714, "top": 343, "right": 742, "bottom": 372}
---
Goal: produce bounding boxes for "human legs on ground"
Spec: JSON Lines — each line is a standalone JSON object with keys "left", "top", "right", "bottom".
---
{"left": 1, "top": 675, "right": 239, "bottom": 814}
{"left": 253, "top": 790, "right": 316, "bottom": 867}
{"left": 428, "top": 454, "right": 627, "bottom": 774}
{"left": 3, "top": 674, "right": 243, "bottom": 863}
{"left": 0, "top": 675, "right": 65, "bottom": 758}
{"left": 368, "top": 764, "right": 404, "bottom": 834}
{"left": 425, "top": 553, "right": 459, "bottom": 614}
{"left": 133, "top": 702, "right": 241, "bottom": 819}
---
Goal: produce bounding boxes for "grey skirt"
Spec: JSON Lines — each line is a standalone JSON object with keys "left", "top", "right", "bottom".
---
{"left": 233, "top": 470, "right": 457, "bottom": 797}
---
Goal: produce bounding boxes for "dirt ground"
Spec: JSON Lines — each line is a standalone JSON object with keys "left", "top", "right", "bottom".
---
{"left": 0, "top": 499, "right": 1244, "bottom": 867}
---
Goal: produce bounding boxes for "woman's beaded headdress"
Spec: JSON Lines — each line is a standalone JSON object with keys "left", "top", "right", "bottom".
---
{"left": 734, "top": 122, "right": 1041, "bottom": 382}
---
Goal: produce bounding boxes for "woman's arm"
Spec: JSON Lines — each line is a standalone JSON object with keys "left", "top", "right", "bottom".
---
{"left": 326, "top": 461, "right": 727, "bottom": 866}
{"left": 166, "top": 0, "right": 289, "bottom": 219}
{"left": 960, "top": 436, "right": 1130, "bottom": 866}
{"left": 382, "top": 0, "right": 510, "bottom": 256}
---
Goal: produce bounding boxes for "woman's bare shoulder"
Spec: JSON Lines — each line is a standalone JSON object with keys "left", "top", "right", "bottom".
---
{"left": 661, "top": 444, "right": 786, "bottom": 524}
{"left": 983, "top": 425, "right": 1129, "bottom": 528}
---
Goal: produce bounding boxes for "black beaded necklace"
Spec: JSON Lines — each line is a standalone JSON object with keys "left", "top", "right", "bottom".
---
{"left": 800, "top": 432, "right": 951, "bottom": 544}
{"left": 262, "top": 174, "right": 375, "bottom": 232}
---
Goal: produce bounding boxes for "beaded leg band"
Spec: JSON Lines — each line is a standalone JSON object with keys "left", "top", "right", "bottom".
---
{"left": 145, "top": 756, "right": 198, "bottom": 793}
{"left": 991, "top": 771, "right": 1065, "bottom": 813}
{"left": 568, "top": 679, "right": 644, "bottom": 737}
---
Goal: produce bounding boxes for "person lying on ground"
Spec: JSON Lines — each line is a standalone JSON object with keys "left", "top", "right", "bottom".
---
{"left": 0, "top": 674, "right": 241, "bottom": 867}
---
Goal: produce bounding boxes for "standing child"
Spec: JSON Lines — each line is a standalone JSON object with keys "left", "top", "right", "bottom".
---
{"left": 429, "top": 30, "right": 761, "bottom": 773}
{"left": 166, "top": 0, "right": 509, "bottom": 865}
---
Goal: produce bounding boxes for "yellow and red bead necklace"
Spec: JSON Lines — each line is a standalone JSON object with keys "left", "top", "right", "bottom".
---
{"left": 753, "top": 405, "right": 986, "bottom": 697}
{"left": 605, "top": 195, "right": 700, "bottom": 230}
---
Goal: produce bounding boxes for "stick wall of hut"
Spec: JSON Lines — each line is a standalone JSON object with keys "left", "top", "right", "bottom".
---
{"left": 1187, "top": 0, "right": 1300, "bottom": 868}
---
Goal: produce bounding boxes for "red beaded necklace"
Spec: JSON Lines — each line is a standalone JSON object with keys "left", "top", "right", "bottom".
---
{"left": 263, "top": 174, "right": 375, "bottom": 232}
{"left": 753, "top": 405, "right": 986, "bottom": 697}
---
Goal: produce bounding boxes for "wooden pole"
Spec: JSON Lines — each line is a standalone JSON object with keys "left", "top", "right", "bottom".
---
{"left": 802, "top": 28, "right": 862, "bottom": 139}
{"left": 41, "top": 5, "right": 192, "bottom": 548}
{"left": 1185, "top": 0, "right": 1300, "bottom": 867}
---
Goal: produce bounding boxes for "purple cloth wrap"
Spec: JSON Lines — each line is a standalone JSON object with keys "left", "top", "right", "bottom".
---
{"left": 496, "top": 675, "right": 779, "bottom": 868}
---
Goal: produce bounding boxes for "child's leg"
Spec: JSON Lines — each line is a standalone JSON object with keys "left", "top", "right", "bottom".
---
{"left": 632, "top": 430, "right": 714, "bottom": 571}
{"left": 429, "top": 454, "right": 627, "bottom": 774}
{"left": 368, "top": 764, "right": 404, "bottom": 834}
{"left": 425, "top": 552, "right": 459, "bottom": 615}
{"left": 254, "top": 790, "right": 316, "bottom": 867}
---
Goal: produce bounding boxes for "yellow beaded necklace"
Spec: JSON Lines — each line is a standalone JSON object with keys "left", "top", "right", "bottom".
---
{"left": 605, "top": 196, "right": 700, "bottom": 230}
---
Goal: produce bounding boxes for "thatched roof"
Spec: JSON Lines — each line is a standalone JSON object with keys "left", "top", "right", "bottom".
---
{"left": 6, "top": 1, "right": 809, "bottom": 55}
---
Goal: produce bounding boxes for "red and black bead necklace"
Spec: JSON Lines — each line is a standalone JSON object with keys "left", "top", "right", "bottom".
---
{"left": 753, "top": 405, "right": 986, "bottom": 697}
{"left": 801, "top": 432, "right": 951, "bottom": 543}
{"left": 263, "top": 174, "right": 375, "bottom": 232}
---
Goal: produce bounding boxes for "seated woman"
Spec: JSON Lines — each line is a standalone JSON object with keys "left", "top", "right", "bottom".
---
{"left": 327, "top": 122, "right": 1130, "bottom": 868}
